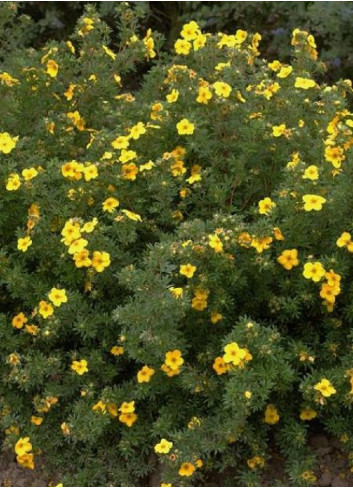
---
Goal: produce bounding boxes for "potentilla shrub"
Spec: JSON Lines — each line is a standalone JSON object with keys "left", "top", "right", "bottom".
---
{"left": 1, "top": 3, "right": 353, "bottom": 486}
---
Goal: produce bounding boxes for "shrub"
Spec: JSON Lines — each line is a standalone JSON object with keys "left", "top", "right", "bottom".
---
{"left": 1, "top": 3, "right": 353, "bottom": 486}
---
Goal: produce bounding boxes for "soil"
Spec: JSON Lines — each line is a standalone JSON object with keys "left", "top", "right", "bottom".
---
{"left": 1, "top": 434, "right": 353, "bottom": 487}
{"left": 260, "top": 434, "right": 353, "bottom": 487}
{"left": 0, "top": 451, "right": 51, "bottom": 487}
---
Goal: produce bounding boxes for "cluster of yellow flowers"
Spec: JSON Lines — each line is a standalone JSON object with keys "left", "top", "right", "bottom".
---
{"left": 14, "top": 437, "right": 35, "bottom": 470}
{"left": 61, "top": 219, "right": 110, "bottom": 272}
{"left": 12, "top": 288, "right": 67, "bottom": 336}
{"left": 213, "top": 342, "right": 252, "bottom": 376}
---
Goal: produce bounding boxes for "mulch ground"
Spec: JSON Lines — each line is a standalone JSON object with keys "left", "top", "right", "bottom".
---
{"left": 1, "top": 434, "right": 353, "bottom": 487}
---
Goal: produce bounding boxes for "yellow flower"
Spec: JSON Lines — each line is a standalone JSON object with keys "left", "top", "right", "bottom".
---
{"left": 122, "top": 163, "right": 139, "bottom": 181}
{"left": 121, "top": 209, "right": 142, "bottom": 222}
{"left": 300, "top": 408, "right": 317, "bottom": 421}
{"left": 25, "top": 324, "right": 39, "bottom": 336}
{"left": 303, "top": 165, "right": 319, "bottom": 181}
{"left": 110, "top": 346, "right": 124, "bottom": 356}
{"left": 213, "top": 81, "right": 232, "bottom": 98}
{"left": 119, "top": 401, "right": 135, "bottom": 414}
{"left": 268, "top": 60, "right": 282, "bottom": 71}
{"left": 193, "top": 34, "right": 207, "bottom": 51}
{"left": 235, "top": 29, "right": 247, "bottom": 43}
{"left": 91, "top": 251, "right": 111, "bottom": 272}
{"left": 325, "top": 146, "right": 345, "bottom": 168}
{"left": 247, "top": 456, "right": 265, "bottom": 470}
{"left": 61, "top": 160, "right": 83, "bottom": 179}
{"left": 302, "top": 194, "right": 326, "bottom": 211}
{"left": 210, "top": 311, "right": 223, "bottom": 324}
{"left": 277, "top": 249, "right": 299, "bottom": 270}
{"left": 187, "top": 164, "right": 202, "bottom": 184}
{"left": 165, "top": 350, "right": 184, "bottom": 371}
{"left": 12, "top": 312, "right": 28, "bottom": 329}
{"left": 325, "top": 270, "right": 341, "bottom": 288}
{"left": 15, "top": 437, "right": 32, "bottom": 456}
{"left": 78, "top": 17, "right": 94, "bottom": 36}
{"left": 191, "top": 296, "right": 207, "bottom": 311}
{"left": 102, "top": 45, "right": 116, "bottom": 60}
{"left": 169, "top": 287, "right": 183, "bottom": 299}
{"left": 81, "top": 218, "right": 98, "bottom": 234}
{"left": 17, "top": 236, "right": 32, "bottom": 252}
{"left": 294, "top": 77, "right": 316, "bottom": 89}
{"left": 213, "top": 356, "right": 228, "bottom": 375}
{"left": 223, "top": 342, "right": 247, "bottom": 366}
{"left": 17, "top": 453, "right": 35, "bottom": 470}
{"left": 188, "top": 416, "right": 202, "bottom": 430}
{"left": 140, "top": 160, "right": 155, "bottom": 172}
{"left": 170, "top": 160, "right": 186, "bottom": 177}
{"left": 194, "top": 288, "right": 209, "bottom": 301}
{"left": 320, "top": 283, "right": 339, "bottom": 303}
{"left": 154, "top": 439, "right": 173, "bottom": 454}
{"left": 301, "top": 470, "right": 317, "bottom": 483}
{"left": 0, "top": 71, "right": 19, "bottom": 86}
{"left": 180, "top": 264, "right": 197, "bottom": 278}
{"left": 71, "top": 359, "right": 88, "bottom": 376}
{"left": 92, "top": 400, "right": 107, "bottom": 413}
{"left": 196, "top": 86, "right": 212, "bottom": 104}
{"left": 46, "top": 59, "right": 59, "bottom": 78}
{"left": 48, "top": 288, "right": 68, "bottom": 307}
{"left": 336, "top": 232, "right": 353, "bottom": 252}
{"left": 119, "top": 412, "right": 137, "bottom": 427}
{"left": 273, "top": 227, "right": 284, "bottom": 241}
{"left": 176, "top": 118, "right": 195, "bottom": 135}
{"left": 103, "top": 197, "right": 120, "bottom": 213}
{"left": 174, "top": 39, "right": 192, "bottom": 55}
{"left": 264, "top": 404, "right": 280, "bottom": 424}
{"left": 83, "top": 164, "right": 98, "bottom": 182}
{"left": 38, "top": 300, "right": 54, "bottom": 318}
{"left": 74, "top": 249, "right": 91, "bottom": 268}
{"left": 111, "top": 135, "right": 129, "bottom": 150}
{"left": 272, "top": 124, "right": 286, "bottom": 137}
{"left": 64, "top": 82, "right": 76, "bottom": 101}
{"left": 166, "top": 89, "right": 179, "bottom": 103}
{"left": 208, "top": 234, "right": 223, "bottom": 252}
{"left": 180, "top": 21, "right": 200, "bottom": 40}
{"left": 251, "top": 236, "right": 273, "bottom": 253}
{"left": 258, "top": 197, "right": 276, "bottom": 215}
{"left": 0, "top": 132, "right": 18, "bottom": 154}
{"left": 277, "top": 65, "right": 293, "bottom": 78}
{"left": 314, "top": 378, "right": 336, "bottom": 397}
{"left": 67, "top": 111, "right": 85, "bottom": 131}
{"left": 137, "top": 365, "right": 155, "bottom": 383}
{"left": 303, "top": 262, "right": 326, "bottom": 282}
{"left": 31, "top": 416, "right": 43, "bottom": 426}
{"left": 179, "top": 462, "right": 195, "bottom": 477}
{"left": 22, "top": 168, "right": 38, "bottom": 181}
{"left": 8, "top": 353, "right": 20, "bottom": 365}
{"left": 6, "top": 173, "right": 21, "bottom": 190}
{"left": 68, "top": 238, "right": 88, "bottom": 255}
{"left": 129, "top": 122, "right": 146, "bottom": 140}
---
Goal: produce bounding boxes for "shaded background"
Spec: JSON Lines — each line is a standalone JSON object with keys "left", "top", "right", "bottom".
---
{"left": 13, "top": 1, "right": 353, "bottom": 81}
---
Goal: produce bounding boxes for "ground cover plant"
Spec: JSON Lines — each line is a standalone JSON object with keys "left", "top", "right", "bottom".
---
{"left": 1, "top": 3, "right": 353, "bottom": 486}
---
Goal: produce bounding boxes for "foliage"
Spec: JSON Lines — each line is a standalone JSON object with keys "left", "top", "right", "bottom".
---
{"left": 1, "top": 2, "right": 353, "bottom": 486}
